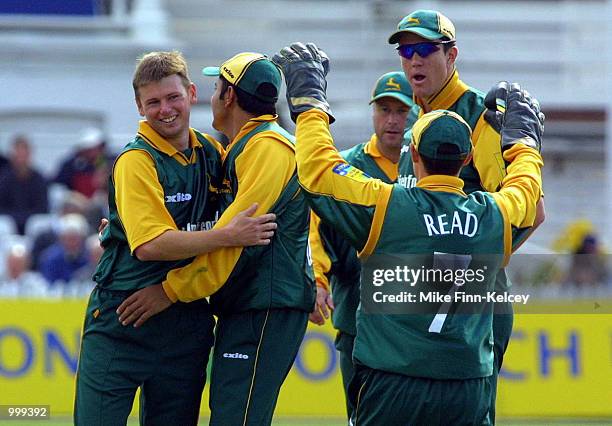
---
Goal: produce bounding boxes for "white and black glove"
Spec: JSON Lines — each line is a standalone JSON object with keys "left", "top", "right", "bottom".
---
{"left": 485, "top": 81, "right": 544, "bottom": 152}
{"left": 272, "top": 42, "right": 335, "bottom": 123}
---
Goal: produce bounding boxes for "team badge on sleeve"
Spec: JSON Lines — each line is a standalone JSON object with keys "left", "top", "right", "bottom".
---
{"left": 332, "top": 163, "right": 371, "bottom": 183}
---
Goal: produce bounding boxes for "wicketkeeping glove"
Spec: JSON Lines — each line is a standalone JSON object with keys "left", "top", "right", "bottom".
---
{"left": 484, "top": 81, "right": 545, "bottom": 152}
{"left": 272, "top": 42, "right": 335, "bottom": 123}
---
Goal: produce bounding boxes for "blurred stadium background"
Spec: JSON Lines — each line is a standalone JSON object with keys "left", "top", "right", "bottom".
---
{"left": 0, "top": 0, "right": 610, "bottom": 424}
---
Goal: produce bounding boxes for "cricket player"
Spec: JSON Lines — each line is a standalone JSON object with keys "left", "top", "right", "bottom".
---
{"left": 273, "top": 42, "right": 543, "bottom": 425}
{"left": 389, "top": 10, "right": 545, "bottom": 420}
{"left": 117, "top": 52, "right": 315, "bottom": 426}
{"left": 308, "top": 70, "right": 416, "bottom": 418}
{"left": 74, "top": 51, "right": 277, "bottom": 425}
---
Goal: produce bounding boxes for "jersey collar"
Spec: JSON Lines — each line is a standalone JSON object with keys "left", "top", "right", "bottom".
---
{"left": 416, "top": 174, "right": 467, "bottom": 196}
{"left": 364, "top": 134, "right": 383, "bottom": 158}
{"left": 416, "top": 69, "right": 470, "bottom": 113}
{"left": 364, "top": 134, "right": 399, "bottom": 181}
{"left": 137, "top": 120, "right": 202, "bottom": 162}
{"left": 227, "top": 114, "right": 278, "bottom": 151}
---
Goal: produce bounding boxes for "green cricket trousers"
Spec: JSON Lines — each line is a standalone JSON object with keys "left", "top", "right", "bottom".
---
{"left": 335, "top": 331, "right": 356, "bottom": 420}
{"left": 74, "top": 286, "right": 215, "bottom": 426}
{"left": 351, "top": 366, "right": 491, "bottom": 426}
{"left": 209, "top": 308, "right": 308, "bottom": 426}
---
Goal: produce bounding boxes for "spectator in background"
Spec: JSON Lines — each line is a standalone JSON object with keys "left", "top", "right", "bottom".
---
{"left": 38, "top": 213, "right": 89, "bottom": 287}
{"left": 0, "top": 151, "right": 8, "bottom": 172}
{"left": 0, "top": 134, "right": 49, "bottom": 234}
{"left": 30, "top": 190, "right": 93, "bottom": 269}
{"left": 53, "top": 127, "right": 115, "bottom": 199}
{"left": 0, "top": 241, "right": 48, "bottom": 298}
{"left": 72, "top": 233, "right": 104, "bottom": 284}
{"left": 567, "top": 234, "right": 608, "bottom": 288}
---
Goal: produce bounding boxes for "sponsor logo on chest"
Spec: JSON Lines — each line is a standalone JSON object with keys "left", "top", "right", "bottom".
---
{"left": 397, "top": 173, "right": 417, "bottom": 189}
{"left": 165, "top": 192, "right": 192, "bottom": 203}
{"left": 184, "top": 210, "right": 220, "bottom": 232}
{"left": 223, "top": 352, "right": 249, "bottom": 360}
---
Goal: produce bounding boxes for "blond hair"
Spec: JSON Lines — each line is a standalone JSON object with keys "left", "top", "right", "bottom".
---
{"left": 132, "top": 51, "right": 191, "bottom": 98}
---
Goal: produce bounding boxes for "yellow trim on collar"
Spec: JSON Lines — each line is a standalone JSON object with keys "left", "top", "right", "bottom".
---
{"left": 363, "top": 134, "right": 399, "bottom": 181}
{"left": 363, "top": 134, "right": 383, "bottom": 158}
{"left": 225, "top": 114, "right": 279, "bottom": 154}
{"left": 417, "top": 69, "right": 470, "bottom": 113}
{"left": 416, "top": 175, "right": 466, "bottom": 196}
{"left": 137, "top": 121, "right": 202, "bottom": 164}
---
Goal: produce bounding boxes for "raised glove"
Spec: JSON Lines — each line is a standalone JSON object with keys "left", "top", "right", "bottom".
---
{"left": 272, "top": 42, "right": 335, "bottom": 123}
{"left": 484, "top": 81, "right": 544, "bottom": 152}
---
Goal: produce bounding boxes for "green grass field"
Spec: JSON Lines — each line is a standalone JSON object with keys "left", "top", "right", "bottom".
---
{"left": 2, "top": 419, "right": 611, "bottom": 426}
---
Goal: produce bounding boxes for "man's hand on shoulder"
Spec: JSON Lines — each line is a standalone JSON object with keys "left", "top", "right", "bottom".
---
{"left": 223, "top": 203, "right": 277, "bottom": 247}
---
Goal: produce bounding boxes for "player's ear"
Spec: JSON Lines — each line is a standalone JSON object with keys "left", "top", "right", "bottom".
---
{"left": 447, "top": 45, "right": 458, "bottom": 67}
{"left": 188, "top": 82, "right": 198, "bottom": 105}
{"left": 410, "top": 143, "right": 419, "bottom": 163}
{"left": 463, "top": 150, "right": 473, "bottom": 167}
{"left": 136, "top": 97, "right": 145, "bottom": 117}
{"left": 224, "top": 85, "right": 236, "bottom": 107}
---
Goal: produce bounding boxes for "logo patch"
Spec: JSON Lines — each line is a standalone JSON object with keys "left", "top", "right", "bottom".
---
{"left": 223, "top": 352, "right": 249, "bottom": 360}
{"left": 385, "top": 78, "right": 401, "bottom": 91}
{"left": 222, "top": 66, "right": 235, "bottom": 79}
{"left": 397, "top": 173, "right": 417, "bottom": 189}
{"left": 332, "top": 163, "right": 371, "bottom": 183}
{"left": 407, "top": 17, "right": 420, "bottom": 25}
{"left": 165, "top": 192, "right": 192, "bottom": 203}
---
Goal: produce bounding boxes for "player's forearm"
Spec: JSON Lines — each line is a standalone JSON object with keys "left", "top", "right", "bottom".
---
{"left": 472, "top": 119, "right": 506, "bottom": 193}
{"left": 294, "top": 109, "right": 391, "bottom": 206}
{"left": 134, "top": 228, "right": 235, "bottom": 261}
{"left": 161, "top": 137, "right": 293, "bottom": 302}
{"left": 511, "top": 197, "right": 545, "bottom": 253}
{"left": 492, "top": 144, "right": 543, "bottom": 228}
{"left": 162, "top": 246, "right": 243, "bottom": 302}
{"left": 295, "top": 109, "right": 392, "bottom": 252}
{"left": 533, "top": 197, "right": 546, "bottom": 228}
{"left": 309, "top": 213, "right": 332, "bottom": 291}
{"left": 295, "top": 109, "right": 344, "bottom": 193}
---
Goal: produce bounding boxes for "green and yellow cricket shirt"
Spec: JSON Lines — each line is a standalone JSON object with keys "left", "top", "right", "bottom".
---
{"left": 295, "top": 109, "right": 543, "bottom": 379}
{"left": 309, "top": 135, "right": 398, "bottom": 336}
{"left": 398, "top": 69, "right": 541, "bottom": 280}
{"left": 94, "top": 121, "right": 225, "bottom": 290}
{"left": 162, "top": 115, "right": 315, "bottom": 314}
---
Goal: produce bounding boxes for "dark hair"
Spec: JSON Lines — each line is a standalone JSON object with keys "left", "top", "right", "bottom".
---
{"left": 219, "top": 77, "right": 277, "bottom": 116}
{"left": 442, "top": 40, "right": 456, "bottom": 53}
{"left": 419, "top": 143, "right": 465, "bottom": 176}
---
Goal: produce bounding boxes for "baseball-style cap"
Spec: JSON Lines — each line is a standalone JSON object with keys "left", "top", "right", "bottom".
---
{"left": 370, "top": 71, "right": 414, "bottom": 108}
{"left": 58, "top": 213, "right": 89, "bottom": 237}
{"left": 388, "top": 10, "right": 456, "bottom": 44}
{"left": 78, "top": 127, "right": 104, "bottom": 149}
{"left": 202, "top": 52, "right": 282, "bottom": 103}
{"left": 411, "top": 110, "right": 472, "bottom": 160}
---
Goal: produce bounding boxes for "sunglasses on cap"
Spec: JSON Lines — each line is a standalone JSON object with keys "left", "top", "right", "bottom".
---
{"left": 397, "top": 40, "right": 454, "bottom": 60}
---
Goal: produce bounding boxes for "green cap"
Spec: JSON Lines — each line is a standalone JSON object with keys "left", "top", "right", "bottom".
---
{"left": 411, "top": 110, "right": 472, "bottom": 160}
{"left": 202, "top": 52, "right": 282, "bottom": 103}
{"left": 370, "top": 71, "right": 414, "bottom": 108}
{"left": 388, "top": 10, "right": 456, "bottom": 44}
